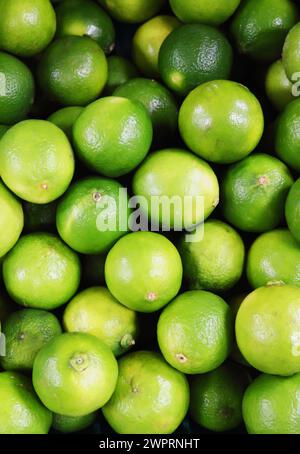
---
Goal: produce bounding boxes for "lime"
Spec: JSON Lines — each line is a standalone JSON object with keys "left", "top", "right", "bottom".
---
{"left": 3, "top": 232, "right": 81, "bottom": 310}
{"left": 243, "top": 373, "right": 300, "bottom": 434}
{"left": 158, "top": 24, "right": 232, "bottom": 96}
{"left": 190, "top": 363, "right": 250, "bottom": 432}
{"left": 170, "top": 0, "right": 240, "bottom": 25}
{"left": 52, "top": 412, "right": 96, "bottom": 433}
{"left": 0, "top": 120, "right": 75, "bottom": 204}
{"left": 56, "top": 0, "right": 115, "bottom": 54}
{"left": 178, "top": 220, "right": 245, "bottom": 293}
{"left": 0, "top": 125, "right": 9, "bottom": 139}
{"left": 56, "top": 177, "right": 130, "bottom": 254}
{"left": 132, "top": 15, "right": 180, "bottom": 78}
{"left": 275, "top": 99, "right": 300, "bottom": 172}
{"left": 236, "top": 285, "right": 300, "bottom": 376}
{"left": 0, "top": 52, "right": 35, "bottom": 125}
{"left": 105, "top": 56, "right": 139, "bottom": 95}
{"left": 0, "top": 308, "right": 62, "bottom": 371}
{"left": 0, "top": 0, "right": 56, "bottom": 57}
{"left": 32, "top": 332, "right": 118, "bottom": 416}
{"left": 179, "top": 80, "right": 264, "bottom": 164}
{"left": 231, "top": 0, "right": 298, "bottom": 62}
{"left": 283, "top": 22, "right": 300, "bottom": 80}
{"left": 265, "top": 59, "right": 295, "bottom": 111}
{"left": 0, "top": 181, "right": 24, "bottom": 258}
{"left": 157, "top": 290, "right": 233, "bottom": 374}
{"left": 63, "top": 287, "right": 139, "bottom": 357}
{"left": 286, "top": 178, "right": 300, "bottom": 243}
{"left": 38, "top": 36, "right": 108, "bottom": 106}
{"left": 228, "top": 294, "right": 250, "bottom": 367}
{"left": 221, "top": 153, "right": 294, "bottom": 232}
{"left": 105, "top": 232, "right": 182, "bottom": 313}
{"left": 48, "top": 106, "right": 84, "bottom": 140}
{"left": 98, "top": 0, "right": 164, "bottom": 24}
{"left": 102, "top": 351, "right": 189, "bottom": 434}
{"left": 23, "top": 201, "right": 57, "bottom": 232}
{"left": 81, "top": 254, "right": 106, "bottom": 287}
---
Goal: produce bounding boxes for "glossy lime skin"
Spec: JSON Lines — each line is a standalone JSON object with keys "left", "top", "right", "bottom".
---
{"left": 247, "top": 229, "right": 300, "bottom": 288}
{"left": 102, "top": 351, "right": 189, "bottom": 434}
{"left": 0, "top": 371, "right": 52, "bottom": 434}
{"left": 236, "top": 285, "right": 300, "bottom": 376}
{"left": 283, "top": 22, "right": 300, "bottom": 80}
{"left": 63, "top": 287, "right": 139, "bottom": 357}
{"left": 0, "top": 52, "right": 35, "bottom": 125}
{"left": 179, "top": 220, "right": 245, "bottom": 293}
{"left": 190, "top": 363, "right": 250, "bottom": 432}
{"left": 286, "top": 178, "right": 300, "bottom": 243}
{"left": 38, "top": 36, "right": 108, "bottom": 106}
{"left": 179, "top": 80, "right": 264, "bottom": 164}
{"left": 98, "top": 0, "right": 165, "bottom": 24}
{"left": 105, "top": 232, "right": 182, "bottom": 313}
{"left": 170, "top": 0, "right": 240, "bottom": 25}
{"left": 132, "top": 149, "right": 219, "bottom": 230}
{"left": 0, "top": 181, "right": 24, "bottom": 258}
{"left": 33, "top": 332, "right": 118, "bottom": 416}
{"left": 221, "top": 153, "right": 294, "bottom": 233}
{"left": 56, "top": 0, "right": 115, "bottom": 54}
{"left": 265, "top": 60, "right": 295, "bottom": 111}
{"left": 157, "top": 290, "right": 233, "bottom": 374}
{"left": 56, "top": 177, "right": 130, "bottom": 254}
{"left": 52, "top": 412, "right": 96, "bottom": 433}
{"left": 158, "top": 24, "right": 232, "bottom": 96}
{"left": 73, "top": 96, "right": 152, "bottom": 177}
{"left": 275, "top": 99, "right": 300, "bottom": 172}
{"left": 243, "top": 373, "right": 300, "bottom": 434}
{"left": 48, "top": 106, "right": 83, "bottom": 140}
{"left": 0, "top": 120, "right": 75, "bottom": 204}
{"left": 0, "top": 0, "right": 56, "bottom": 57}
{"left": 105, "top": 56, "right": 139, "bottom": 95}
{"left": 3, "top": 233, "right": 81, "bottom": 310}
{"left": 231, "top": 0, "right": 298, "bottom": 62}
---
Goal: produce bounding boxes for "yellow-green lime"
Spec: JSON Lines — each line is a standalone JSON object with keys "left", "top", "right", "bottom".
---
{"left": 104, "top": 56, "right": 139, "bottom": 95}
{"left": 0, "top": 125, "right": 9, "bottom": 139}
{"left": 0, "top": 181, "right": 23, "bottom": 258}
{"left": 265, "top": 59, "right": 295, "bottom": 111}
{"left": 169, "top": 0, "right": 241, "bottom": 25}
{"left": 48, "top": 106, "right": 84, "bottom": 140}
{"left": 98, "top": 0, "right": 165, "bottom": 24}
{"left": 283, "top": 22, "right": 300, "bottom": 80}
{"left": 52, "top": 412, "right": 96, "bottom": 433}
{"left": 286, "top": 178, "right": 300, "bottom": 243}
{"left": 275, "top": 99, "right": 300, "bottom": 172}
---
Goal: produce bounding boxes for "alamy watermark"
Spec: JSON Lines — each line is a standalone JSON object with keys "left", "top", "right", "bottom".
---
{"left": 0, "top": 333, "right": 5, "bottom": 357}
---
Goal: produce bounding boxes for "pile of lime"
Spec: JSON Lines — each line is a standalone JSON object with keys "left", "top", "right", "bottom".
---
{"left": 1, "top": 0, "right": 300, "bottom": 436}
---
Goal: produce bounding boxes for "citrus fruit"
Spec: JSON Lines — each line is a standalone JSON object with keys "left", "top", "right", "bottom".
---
{"left": 228, "top": 294, "right": 250, "bottom": 367}
{"left": 286, "top": 178, "right": 300, "bottom": 243}
{"left": 102, "top": 350, "right": 189, "bottom": 434}
{"left": 98, "top": 0, "right": 165, "bottom": 24}
{"left": 169, "top": 0, "right": 241, "bottom": 25}
{"left": 157, "top": 290, "right": 233, "bottom": 374}
{"left": 265, "top": 59, "right": 295, "bottom": 111}
{"left": 38, "top": 36, "right": 108, "bottom": 106}
{"left": 81, "top": 254, "right": 106, "bottom": 287}
{"left": 3, "top": 232, "right": 81, "bottom": 310}
{"left": 247, "top": 229, "right": 300, "bottom": 288}
{"left": 0, "top": 125, "right": 9, "bottom": 139}
{"left": 178, "top": 219, "right": 245, "bottom": 293}
{"left": 132, "top": 149, "right": 219, "bottom": 230}
{"left": 231, "top": 0, "right": 298, "bottom": 62}
{"left": 0, "top": 52, "right": 35, "bottom": 125}
{"left": 243, "top": 373, "right": 300, "bottom": 434}
{"left": 236, "top": 285, "right": 300, "bottom": 376}
{"left": 132, "top": 15, "right": 180, "bottom": 78}
{"left": 221, "top": 153, "right": 294, "bottom": 232}
{"left": 23, "top": 201, "right": 57, "bottom": 232}
{"left": 48, "top": 106, "right": 84, "bottom": 140}
{"left": 0, "top": 371, "right": 52, "bottom": 434}
{"left": 275, "top": 99, "right": 300, "bottom": 172}
{"left": 283, "top": 22, "right": 300, "bottom": 80}
{"left": 56, "top": 0, "right": 115, "bottom": 54}
{"left": 73, "top": 96, "right": 152, "bottom": 177}
{"left": 190, "top": 363, "right": 250, "bottom": 432}
{"left": 0, "top": 181, "right": 24, "bottom": 258}
{"left": 105, "top": 56, "right": 139, "bottom": 95}
{"left": 158, "top": 24, "right": 233, "bottom": 96}
{"left": 0, "top": 120, "right": 75, "bottom": 204}
{"left": 63, "top": 287, "right": 139, "bottom": 357}
{"left": 179, "top": 80, "right": 264, "bottom": 164}
{"left": 0, "top": 308, "right": 62, "bottom": 371}
{"left": 0, "top": 0, "right": 56, "bottom": 57}
{"left": 105, "top": 232, "right": 182, "bottom": 313}
{"left": 32, "top": 332, "right": 118, "bottom": 416}
{"left": 52, "top": 412, "right": 96, "bottom": 433}
{"left": 56, "top": 177, "right": 130, "bottom": 254}
{"left": 114, "top": 78, "right": 178, "bottom": 146}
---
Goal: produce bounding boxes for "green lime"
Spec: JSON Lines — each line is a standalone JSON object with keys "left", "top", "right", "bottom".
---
{"left": 190, "top": 363, "right": 250, "bottom": 432}
{"left": 0, "top": 181, "right": 24, "bottom": 258}
{"left": 102, "top": 351, "right": 189, "bottom": 434}
{"left": 157, "top": 290, "right": 233, "bottom": 374}
{"left": 283, "top": 22, "right": 300, "bottom": 80}
{"left": 105, "top": 56, "right": 139, "bottom": 95}
{"left": 0, "top": 308, "right": 62, "bottom": 371}
{"left": 56, "top": 0, "right": 115, "bottom": 54}
{"left": 158, "top": 24, "right": 233, "bottom": 96}
{"left": 99, "top": 0, "right": 164, "bottom": 24}
{"left": 178, "top": 219, "right": 245, "bottom": 293}
{"left": 132, "top": 15, "right": 180, "bottom": 78}
{"left": 231, "top": 0, "right": 298, "bottom": 62}
{"left": 0, "top": 125, "right": 9, "bottom": 138}
{"left": 81, "top": 254, "right": 106, "bottom": 287}
{"left": 170, "top": 0, "right": 241, "bottom": 25}
{"left": 0, "top": 52, "right": 34, "bottom": 125}
{"left": 221, "top": 153, "right": 294, "bottom": 232}
{"left": 48, "top": 106, "right": 84, "bottom": 140}
{"left": 228, "top": 294, "right": 250, "bottom": 367}
{"left": 23, "top": 200, "right": 57, "bottom": 232}
{"left": 286, "top": 178, "right": 300, "bottom": 243}
{"left": 38, "top": 36, "right": 108, "bottom": 106}
{"left": 275, "top": 99, "right": 300, "bottom": 172}
{"left": 265, "top": 59, "right": 295, "bottom": 111}
{"left": 63, "top": 287, "right": 139, "bottom": 357}
{"left": 114, "top": 78, "right": 178, "bottom": 146}
{"left": 52, "top": 412, "right": 96, "bottom": 433}
{"left": 105, "top": 232, "right": 182, "bottom": 313}
{"left": 0, "top": 0, "right": 56, "bottom": 57}
{"left": 33, "top": 332, "right": 118, "bottom": 416}
{"left": 243, "top": 373, "right": 300, "bottom": 434}
{"left": 179, "top": 80, "right": 264, "bottom": 164}
{"left": 56, "top": 177, "right": 130, "bottom": 254}
{"left": 0, "top": 120, "right": 75, "bottom": 204}
{"left": 3, "top": 232, "right": 81, "bottom": 310}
